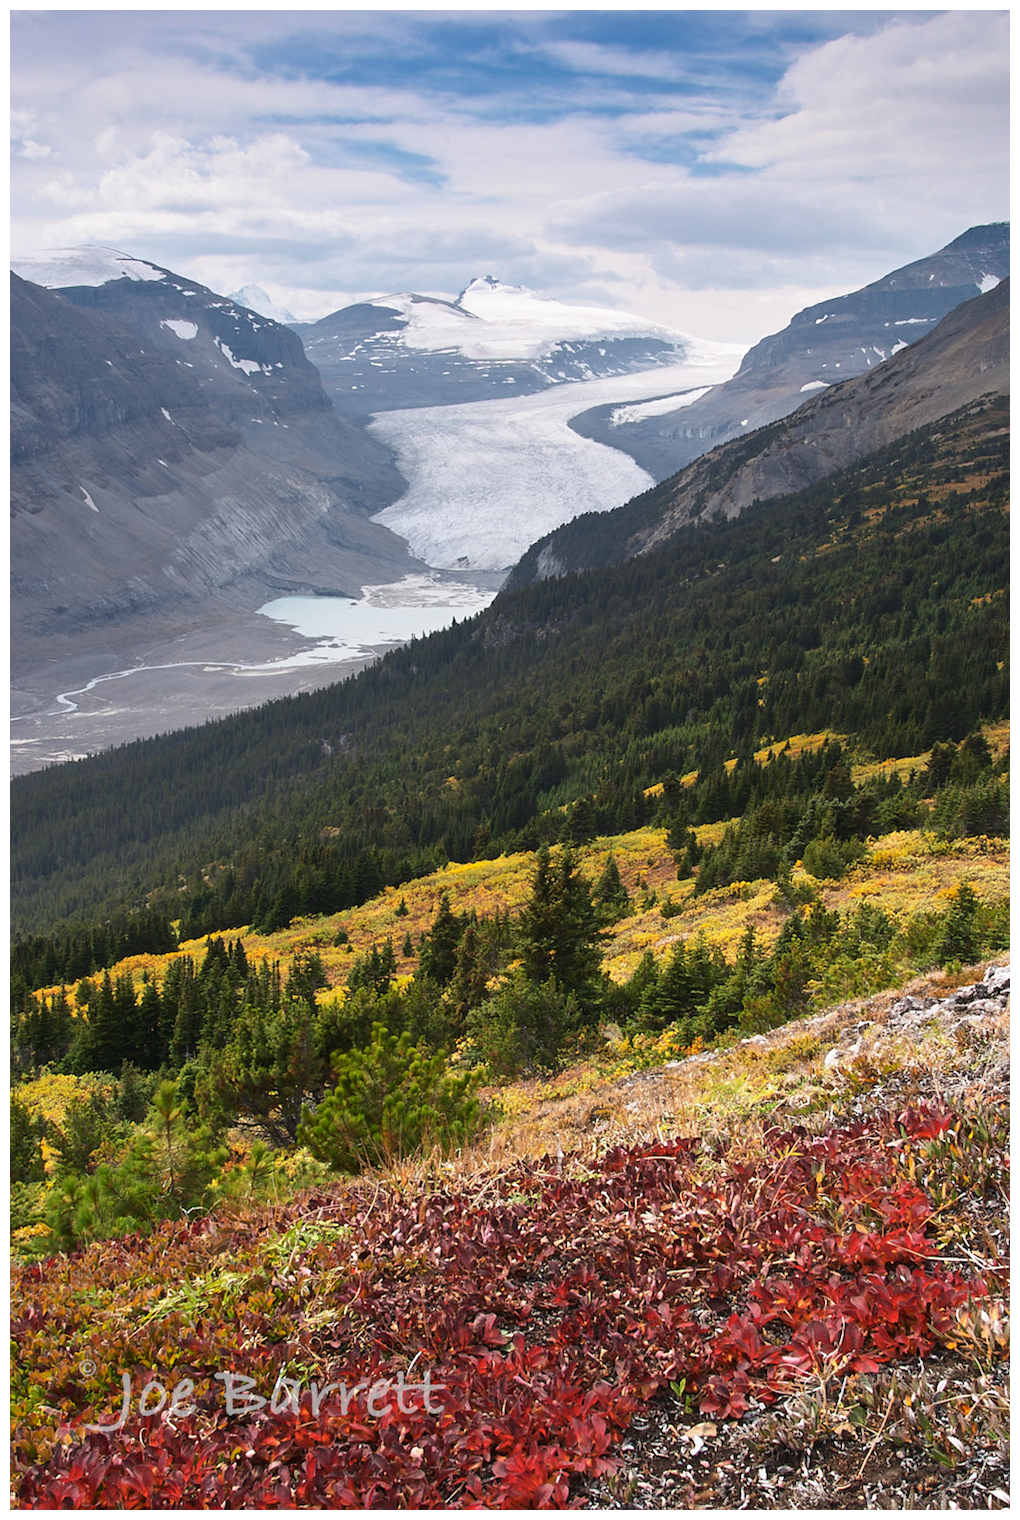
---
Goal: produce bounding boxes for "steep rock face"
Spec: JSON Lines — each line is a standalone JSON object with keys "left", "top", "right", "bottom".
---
{"left": 508, "top": 278, "right": 1008, "bottom": 585}
{"left": 46, "top": 257, "right": 331, "bottom": 428}
{"left": 11, "top": 272, "right": 235, "bottom": 483}
{"left": 11, "top": 257, "right": 417, "bottom": 651}
{"left": 571, "top": 223, "right": 1010, "bottom": 480}
{"left": 636, "top": 278, "right": 1010, "bottom": 555}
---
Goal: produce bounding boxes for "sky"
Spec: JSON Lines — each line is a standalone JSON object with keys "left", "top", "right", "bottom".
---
{"left": 10, "top": 6, "right": 1010, "bottom": 344}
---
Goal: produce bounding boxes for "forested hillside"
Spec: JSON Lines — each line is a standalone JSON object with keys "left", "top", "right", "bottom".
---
{"left": 12, "top": 394, "right": 1008, "bottom": 946}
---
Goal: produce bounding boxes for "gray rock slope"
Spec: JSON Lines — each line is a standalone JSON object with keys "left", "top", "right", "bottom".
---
{"left": 508, "top": 277, "right": 1008, "bottom": 585}
{"left": 11, "top": 264, "right": 418, "bottom": 657}
{"left": 570, "top": 223, "right": 1009, "bottom": 481}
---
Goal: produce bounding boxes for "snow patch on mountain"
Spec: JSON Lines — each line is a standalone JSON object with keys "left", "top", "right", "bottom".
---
{"left": 161, "top": 319, "right": 198, "bottom": 340}
{"left": 12, "top": 245, "right": 167, "bottom": 287}
{"left": 214, "top": 338, "right": 267, "bottom": 376}
{"left": 370, "top": 357, "right": 742, "bottom": 571}
{"left": 610, "top": 386, "right": 713, "bottom": 426}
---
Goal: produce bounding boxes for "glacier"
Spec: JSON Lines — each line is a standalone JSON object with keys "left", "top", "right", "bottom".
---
{"left": 369, "top": 351, "right": 744, "bottom": 571}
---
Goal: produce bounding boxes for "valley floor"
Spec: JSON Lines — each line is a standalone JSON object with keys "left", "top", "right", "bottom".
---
{"left": 10, "top": 567, "right": 504, "bottom": 776}
{"left": 10, "top": 610, "right": 376, "bottom": 776}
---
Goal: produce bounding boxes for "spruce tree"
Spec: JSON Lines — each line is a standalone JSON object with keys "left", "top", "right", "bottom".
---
{"left": 593, "top": 854, "right": 631, "bottom": 924}
{"left": 418, "top": 893, "right": 462, "bottom": 985}
{"left": 518, "top": 846, "right": 603, "bottom": 997}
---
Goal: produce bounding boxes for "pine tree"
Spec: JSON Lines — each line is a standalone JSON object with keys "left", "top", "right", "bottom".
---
{"left": 200, "top": 1002, "right": 327, "bottom": 1145}
{"left": 297, "top": 1024, "right": 484, "bottom": 1173}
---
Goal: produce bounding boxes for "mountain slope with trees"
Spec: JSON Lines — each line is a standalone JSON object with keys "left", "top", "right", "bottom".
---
{"left": 11, "top": 387, "right": 1008, "bottom": 944}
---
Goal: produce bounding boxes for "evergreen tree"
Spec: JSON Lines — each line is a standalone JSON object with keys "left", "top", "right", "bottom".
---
{"left": 936, "top": 881, "right": 981, "bottom": 965}
{"left": 67, "top": 970, "right": 123, "bottom": 1073}
{"left": 11, "top": 1093, "right": 47, "bottom": 1184}
{"left": 136, "top": 975, "right": 167, "bottom": 1069}
{"left": 347, "top": 941, "right": 397, "bottom": 998}
{"left": 45, "top": 1081, "right": 229, "bottom": 1251}
{"left": 418, "top": 893, "right": 462, "bottom": 985}
{"left": 466, "top": 973, "right": 592, "bottom": 1077}
{"left": 168, "top": 960, "right": 205, "bottom": 1066}
{"left": 298, "top": 1023, "right": 484, "bottom": 1173}
{"left": 286, "top": 950, "right": 328, "bottom": 1014}
{"left": 448, "top": 922, "right": 491, "bottom": 1021}
{"left": 518, "top": 846, "right": 603, "bottom": 997}
{"left": 592, "top": 853, "right": 631, "bottom": 924}
{"left": 200, "top": 1002, "right": 326, "bottom": 1145}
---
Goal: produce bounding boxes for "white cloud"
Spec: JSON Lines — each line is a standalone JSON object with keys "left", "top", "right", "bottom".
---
{"left": 10, "top": 10, "right": 1009, "bottom": 345}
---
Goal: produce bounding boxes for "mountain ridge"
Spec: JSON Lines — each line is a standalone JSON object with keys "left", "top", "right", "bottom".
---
{"left": 295, "top": 276, "right": 741, "bottom": 418}
{"left": 509, "top": 276, "right": 1009, "bottom": 587}
{"left": 568, "top": 222, "right": 1010, "bottom": 481}
{"left": 10, "top": 255, "right": 423, "bottom": 763}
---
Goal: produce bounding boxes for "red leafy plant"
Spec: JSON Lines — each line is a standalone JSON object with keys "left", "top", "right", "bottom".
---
{"left": 11, "top": 1103, "right": 999, "bottom": 1508}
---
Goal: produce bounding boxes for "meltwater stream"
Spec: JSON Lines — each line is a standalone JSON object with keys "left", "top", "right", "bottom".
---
{"left": 46, "top": 575, "right": 497, "bottom": 717}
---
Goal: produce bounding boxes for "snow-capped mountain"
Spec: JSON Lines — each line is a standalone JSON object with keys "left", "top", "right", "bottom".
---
{"left": 11, "top": 246, "right": 329, "bottom": 429}
{"left": 571, "top": 223, "right": 1011, "bottom": 481}
{"left": 295, "top": 276, "right": 742, "bottom": 417}
{"left": 229, "top": 283, "right": 298, "bottom": 324}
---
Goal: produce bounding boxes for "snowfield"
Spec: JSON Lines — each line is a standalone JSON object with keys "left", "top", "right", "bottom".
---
{"left": 354, "top": 276, "right": 698, "bottom": 365}
{"left": 610, "top": 385, "right": 714, "bottom": 426}
{"left": 12, "top": 246, "right": 167, "bottom": 286}
{"left": 369, "top": 349, "right": 744, "bottom": 571}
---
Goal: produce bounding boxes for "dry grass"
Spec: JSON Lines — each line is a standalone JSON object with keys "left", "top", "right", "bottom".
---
{"left": 366, "top": 953, "right": 1009, "bottom": 1198}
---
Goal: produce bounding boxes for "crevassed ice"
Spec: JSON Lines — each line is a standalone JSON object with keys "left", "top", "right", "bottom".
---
{"left": 369, "top": 358, "right": 744, "bottom": 571}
